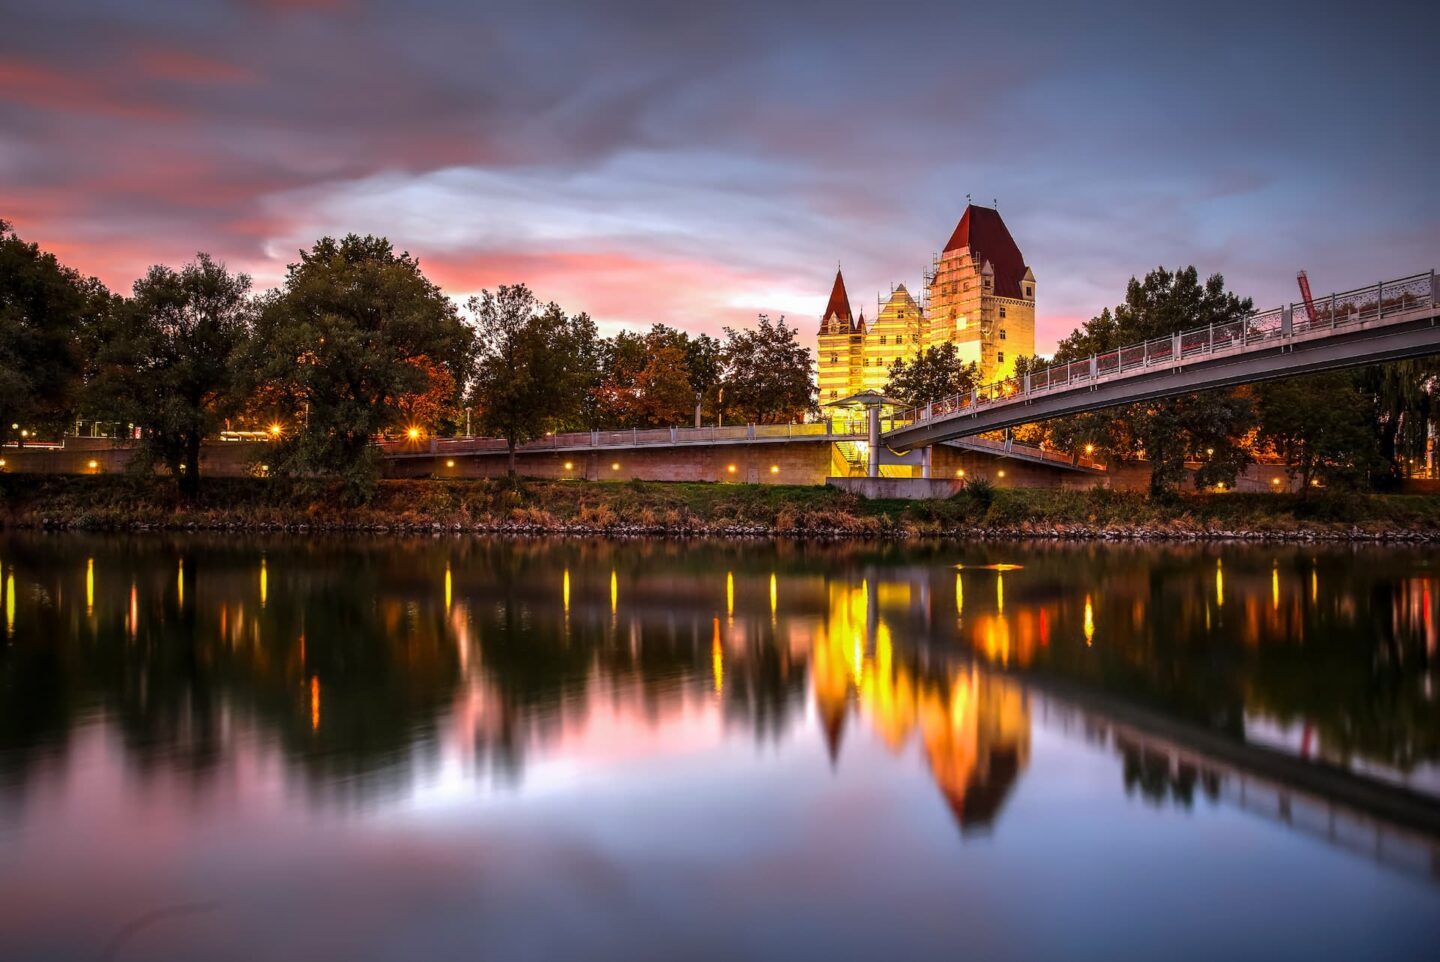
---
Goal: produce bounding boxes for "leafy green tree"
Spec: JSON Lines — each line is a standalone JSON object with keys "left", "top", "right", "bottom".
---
{"left": 1358, "top": 360, "right": 1439, "bottom": 486}
{"left": 685, "top": 333, "right": 724, "bottom": 427}
{"left": 1050, "top": 267, "right": 1255, "bottom": 494}
{"left": 469, "top": 284, "right": 591, "bottom": 475}
{"left": 721, "top": 314, "right": 815, "bottom": 424}
{"left": 94, "top": 255, "right": 253, "bottom": 498}
{"left": 1256, "top": 371, "right": 1379, "bottom": 491}
{"left": 250, "top": 235, "right": 473, "bottom": 499}
{"left": 885, "top": 342, "right": 980, "bottom": 408}
{"left": 0, "top": 219, "right": 111, "bottom": 443}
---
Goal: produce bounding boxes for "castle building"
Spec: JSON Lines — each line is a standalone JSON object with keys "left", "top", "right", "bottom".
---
{"left": 817, "top": 204, "right": 1036, "bottom": 402}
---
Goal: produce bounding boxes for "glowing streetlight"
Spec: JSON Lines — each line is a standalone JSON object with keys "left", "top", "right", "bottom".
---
{"left": 445, "top": 459, "right": 455, "bottom": 468}
{"left": 269, "top": 423, "right": 283, "bottom": 437}
{"left": 87, "top": 459, "right": 99, "bottom": 470}
{"left": 1084, "top": 444, "right": 1094, "bottom": 454}
{"left": 407, "top": 427, "right": 421, "bottom": 441}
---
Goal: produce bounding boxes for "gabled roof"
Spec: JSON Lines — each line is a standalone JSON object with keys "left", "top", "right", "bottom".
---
{"left": 821, "top": 268, "right": 853, "bottom": 330}
{"left": 943, "top": 205, "right": 1029, "bottom": 300}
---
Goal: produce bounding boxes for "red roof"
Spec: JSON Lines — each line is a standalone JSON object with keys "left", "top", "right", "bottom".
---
{"left": 821, "top": 268, "right": 853, "bottom": 330}
{"left": 943, "top": 205, "right": 1029, "bottom": 300}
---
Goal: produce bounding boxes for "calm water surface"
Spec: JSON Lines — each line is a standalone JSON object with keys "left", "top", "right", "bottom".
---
{"left": 0, "top": 535, "right": 1436, "bottom": 961}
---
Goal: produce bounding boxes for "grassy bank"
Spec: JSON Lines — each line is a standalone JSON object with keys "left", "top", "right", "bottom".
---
{"left": 4, "top": 474, "right": 1440, "bottom": 540}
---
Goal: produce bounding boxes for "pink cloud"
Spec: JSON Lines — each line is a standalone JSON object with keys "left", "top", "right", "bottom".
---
{"left": 0, "top": 57, "right": 185, "bottom": 122}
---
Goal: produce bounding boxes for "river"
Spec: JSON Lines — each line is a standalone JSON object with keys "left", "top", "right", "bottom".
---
{"left": 0, "top": 535, "right": 1436, "bottom": 960}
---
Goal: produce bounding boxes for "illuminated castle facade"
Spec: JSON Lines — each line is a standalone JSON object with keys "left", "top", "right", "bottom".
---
{"left": 817, "top": 204, "right": 1036, "bottom": 401}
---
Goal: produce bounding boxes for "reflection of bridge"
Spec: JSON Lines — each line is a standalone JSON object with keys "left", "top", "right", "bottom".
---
{"left": 1019, "top": 675, "right": 1440, "bottom": 886}
{"left": 887, "top": 271, "right": 1440, "bottom": 450}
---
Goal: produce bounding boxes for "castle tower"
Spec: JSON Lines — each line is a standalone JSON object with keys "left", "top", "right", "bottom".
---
{"left": 816, "top": 268, "right": 865, "bottom": 402}
{"left": 925, "top": 205, "right": 1035, "bottom": 383}
{"left": 863, "top": 285, "right": 923, "bottom": 393}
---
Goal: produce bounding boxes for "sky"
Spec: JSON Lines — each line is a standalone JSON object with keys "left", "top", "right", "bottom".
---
{"left": 2, "top": 0, "right": 1437, "bottom": 353}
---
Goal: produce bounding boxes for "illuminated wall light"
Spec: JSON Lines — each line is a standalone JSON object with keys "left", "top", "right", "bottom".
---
{"left": 87, "top": 459, "right": 99, "bottom": 470}
{"left": 956, "top": 468, "right": 965, "bottom": 477}
{"left": 564, "top": 461, "right": 573, "bottom": 471}
{"left": 0, "top": 458, "right": 7, "bottom": 468}
{"left": 1271, "top": 477, "right": 1281, "bottom": 487}
{"left": 727, "top": 464, "right": 736, "bottom": 474}
{"left": 769, "top": 465, "right": 779, "bottom": 474}
{"left": 611, "top": 462, "right": 620, "bottom": 471}
{"left": 445, "top": 459, "right": 455, "bottom": 468}
{"left": 997, "top": 469, "right": 1006, "bottom": 478}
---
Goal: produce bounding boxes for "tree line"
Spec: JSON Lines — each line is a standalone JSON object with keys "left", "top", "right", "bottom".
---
{"left": 0, "top": 221, "right": 815, "bottom": 498}
{"left": 882, "top": 266, "right": 1439, "bottom": 495}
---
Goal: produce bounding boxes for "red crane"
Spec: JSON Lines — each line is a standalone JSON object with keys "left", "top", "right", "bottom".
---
{"left": 1296, "top": 270, "right": 1318, "bottom": 325}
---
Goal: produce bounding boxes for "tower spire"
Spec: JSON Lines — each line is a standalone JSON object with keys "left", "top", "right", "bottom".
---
{"left": 821, "top": 267, "right": 853, "bottom": 331}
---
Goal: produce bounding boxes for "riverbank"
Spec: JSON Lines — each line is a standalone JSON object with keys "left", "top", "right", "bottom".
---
{"left": 5, "top": 474, "right": 1440, "bottom": 540}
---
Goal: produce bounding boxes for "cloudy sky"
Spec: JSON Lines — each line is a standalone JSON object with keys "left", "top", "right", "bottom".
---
{"left": 3, "top": 0, "right": 1436, "bottom": 351}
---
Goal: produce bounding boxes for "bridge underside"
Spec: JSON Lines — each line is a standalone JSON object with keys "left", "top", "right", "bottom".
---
{"left": 886, "top": 308, "right": 1440, "bottom": 450}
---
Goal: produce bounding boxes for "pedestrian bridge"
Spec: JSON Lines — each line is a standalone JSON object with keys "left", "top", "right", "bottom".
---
{"left": 885, "top": 270, "right": 1440, "bottom": 451}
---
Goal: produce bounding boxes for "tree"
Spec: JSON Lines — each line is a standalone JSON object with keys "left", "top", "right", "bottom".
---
{"left": 95, "top": 254, "right": 253, "bottom": 498}
{"left": 249, "top": 235, "right": 473, "bottom": 499}
{"left": 1358, "top": 360, "right": 1439, "bottom": 487}
{"left": 0, "top": 219, "right": 111, "bottom": 444}
{"left": 885, "top": 342, "right": 980, "bottom": 408}
{"left": 1050, "top": 267, "right": 1255, "bottom": 495}
{"left": 722, "top": 315, "right": 815, "bottom": 424}
{"left": 684, "top": 333, "right": 723, "bottom": 427}
{"left": 1256, "top": 372, "right": 1378, "bottom": 492}
{"left": 469, "top": 285, "right": 591, "bottom": 475}
{"left": 631, "top": 343, "right": 695, "bottom": 426}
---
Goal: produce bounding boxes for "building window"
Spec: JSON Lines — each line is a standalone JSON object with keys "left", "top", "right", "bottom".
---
{"left": 911, "top": 334, "right": 919, "bottom": 344}
{"left": 998, "top": 352, "right": 1005, "bottom": 363}
{"left": 830, "top": 353, "right": 838, "bottom": 365}
{"left": 963, "top": 281, "right": 970, "bottom": 292}
{"left": 999, "top": 329, "right": 1007, "bottom": 340}
{"left": 999, "top": 306, "right": 1007, "bottom": 319}
{"left": 829, "top": 390, "right": 838, "bottom": 399}
{"left": 879, "top": 335, "right": 887, "bottom": 346}
{"left": 1025, "top": 285, "right": 1033, "bottom": 298}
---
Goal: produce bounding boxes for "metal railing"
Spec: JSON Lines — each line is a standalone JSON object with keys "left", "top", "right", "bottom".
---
{"left": 896, "top": 270, "right": 1438, "bottom": 427}
{"left": 378, "top": 420, "right": 865, "bottom": 457}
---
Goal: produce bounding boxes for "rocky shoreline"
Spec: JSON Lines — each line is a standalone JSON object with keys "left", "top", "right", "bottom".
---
{"left": 12, "top": 515, "right": 1440, "bottom": 543}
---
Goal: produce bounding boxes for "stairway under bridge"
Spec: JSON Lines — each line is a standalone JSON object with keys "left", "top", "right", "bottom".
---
{"left": 885, "top": 270, "right": 1440, "bottom": 451}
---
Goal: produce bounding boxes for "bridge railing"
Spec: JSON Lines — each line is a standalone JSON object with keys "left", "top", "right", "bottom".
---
{"left": 897, "top": 270, "right": 1437, "bottom": 427}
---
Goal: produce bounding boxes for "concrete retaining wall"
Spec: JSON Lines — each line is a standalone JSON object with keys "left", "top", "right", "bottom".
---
{"left": 827, "top": 477, "right": 967, "bottom": 499}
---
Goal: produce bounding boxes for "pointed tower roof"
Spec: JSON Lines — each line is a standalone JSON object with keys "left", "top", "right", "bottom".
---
{"left": 943, "top": 205, "right": 1029, "bottom": 299}
{"left": 854, "top": 309, "right": 866, "bottom": 334}
{"left": 821, "top": 268, "right": 853, "bottom": 331}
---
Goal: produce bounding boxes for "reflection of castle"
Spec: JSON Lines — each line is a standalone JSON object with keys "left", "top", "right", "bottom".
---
{"left": 814, "top": 579, "right": 1031, "bottom": 833}
{"left": 817, "top": 204, "right": 1037, "bottom": 400}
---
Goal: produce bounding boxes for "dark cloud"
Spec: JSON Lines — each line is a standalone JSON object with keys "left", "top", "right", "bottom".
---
{"left": 1, "top": 0, "right": 1436, "bottom": 345}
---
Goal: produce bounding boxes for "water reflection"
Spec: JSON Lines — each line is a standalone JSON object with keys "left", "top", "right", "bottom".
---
{"left": 0, "top": 536, "right": 1436, "bottom": 958}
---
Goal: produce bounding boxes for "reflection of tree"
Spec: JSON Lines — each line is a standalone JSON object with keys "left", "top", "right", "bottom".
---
{"left": 0, "top": 533, "right": 1434, "bottom": 822}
